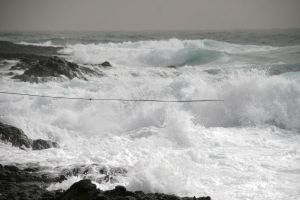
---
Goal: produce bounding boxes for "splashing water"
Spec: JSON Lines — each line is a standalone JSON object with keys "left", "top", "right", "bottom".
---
{"left": 0, "top": 34, "right": 300, "bottom": 200}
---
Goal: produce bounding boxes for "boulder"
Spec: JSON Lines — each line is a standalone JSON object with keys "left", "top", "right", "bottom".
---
{"left": 100, "top": 61, "right": 112, "bottom": 67}
{"left": 60, "top": 179, "right": 100, "bottom": 200}
{"left": 0, "top": 121, "right": 59, "bottom": 150}
{"left": 0, "top": 121, "right": 32, "bottom": 148}
{"left": 0, "top": 164, "right": 63, "bottom": 200}
{"left": 32, "top": 139, "right": 59, "bottom": 150}
{"left": 13, "top": 56, "right": 86, "bottom": 82}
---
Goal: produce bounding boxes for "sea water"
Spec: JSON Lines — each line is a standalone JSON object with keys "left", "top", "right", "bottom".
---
{"left": 0, "top": 30, "right": 299, "bottom": 200}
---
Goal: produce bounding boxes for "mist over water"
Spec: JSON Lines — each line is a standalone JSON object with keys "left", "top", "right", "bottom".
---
{"left": 0, "top": 30, "right": 300, "bottom": 200}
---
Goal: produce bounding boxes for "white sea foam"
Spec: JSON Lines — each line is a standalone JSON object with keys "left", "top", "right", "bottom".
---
{"left": 59, "top": 39, "right": 279, "bottom": 66}
{"left": 0, "top": 39, "right": 300, "bottom": 200}
{"left": 18, "top": 41, "right": 62, "bottom": 47}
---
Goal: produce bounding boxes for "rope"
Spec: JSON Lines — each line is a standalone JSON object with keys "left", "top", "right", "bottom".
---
{"left": 0, "top": 91, "right": 224, "bottom": 103}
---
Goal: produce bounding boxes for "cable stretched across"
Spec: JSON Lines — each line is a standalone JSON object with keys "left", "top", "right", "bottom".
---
{"left": 0, "top": 91, "right": 224, "bottom": 103}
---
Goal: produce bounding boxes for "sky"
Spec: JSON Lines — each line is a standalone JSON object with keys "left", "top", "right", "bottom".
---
{"left": 0, "top": 0, "right": 300, "bottom": 31}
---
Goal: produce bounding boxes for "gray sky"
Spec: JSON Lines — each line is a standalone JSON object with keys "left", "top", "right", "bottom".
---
{"left": 0, "top": 0, "right": 299, "bottom": 31}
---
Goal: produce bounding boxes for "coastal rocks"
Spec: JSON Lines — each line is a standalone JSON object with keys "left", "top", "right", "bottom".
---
{"left": 32, "top": 139, "right": 59, "bottom": 150}
{"left": 61, "top": 165, "right": 127, "bottom": 185}
{"left": 60, "top": 179, "right": 100, "bottom": 200}
{"left": 0, "top": 121, "right": 58, "bottom": 150}
{"left": 0, "top": 121, "right": 32, "bottom": 149}
{"left": 0, "top": 41, "right": 105, "bottom": 82}
{"left": 100, "top": 61, "right": 112, "bottom": 67}
{"left": 0, "top": 164, "right": 211, "bottom": 200}
{"left": 61, "top": 180, "right": 211, "bottom": 200}
{"left": 12, "top": 56, "right": 87, "bottom": 82}
{"left": 10, "top": 55, "right": 105, "bottom": 82}
{"left": 0, "top": 164, "right": 64, "bottom": 200}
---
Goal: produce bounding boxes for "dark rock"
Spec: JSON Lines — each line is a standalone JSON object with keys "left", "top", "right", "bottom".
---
{"left": 5, "top": 71, "right": 15, "bottom": 76}
{"left": 0, "top": 121, "right": 59, "bottom": 150}
{"left": 0, "top": 121, "right": 32, "bottom": 148}
{"left": 12, "top": 56, "right": 86, "bottom": 82}
{"left": 32, "top": 139, "right": 59, "bottom": 150}
{"left": 60, "top": 179, "right": 100, "bottom": 200}
{"left": 114, "top": 185, "right": 126, "bottom": 195}
{"left": 101, "top": 61, "right": 112, "bottom": 67}
{"left": 167, "top": 65, "right": 177, "bottom": 69}
{"left": 0, "top": 41, "right": 104, "bottom": 82}
{"left": 0, "top": 167, "right": 212, "bottom": 200}
{"left": 23, "top": 167, "right": 39, "bottom": 172}
{"left": 4, "top": 165, "right": 19, "bottom": 172}
{"left": 0, "top": 164, "right": 64, "bottom": 200}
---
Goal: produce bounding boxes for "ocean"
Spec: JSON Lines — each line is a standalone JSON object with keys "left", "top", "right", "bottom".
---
{"left": 0, "top": 29, "right": 299, "bottom": 200}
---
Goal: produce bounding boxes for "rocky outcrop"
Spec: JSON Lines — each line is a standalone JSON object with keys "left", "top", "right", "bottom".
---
{"left": 0, "top": 164, "right": 211, "bottom": 200}
{"left": 0, "top": 121, "right": 58, "bottom": 150}
{"left": 0, "top": 121, "right": 32, "bottom": 148}
{"left": 0, "top": 41, "right": 104, "bottom": 82}
{"left": 12, "top": 56, "right": 88, "bottom": 82}
{"left": 60, "top": 180, "right": 211, "bottom": 200}
{"left": 60, "top": 179, "right": 99, "bottom": 200}
{"left": 32, "top": 139, "right": 59, "bottom": 150}
{"left": 100, "top": 61, "right": 112, "bottom": 67}
{"left": 0, "top": 164, "right": 65, "bottom": 200}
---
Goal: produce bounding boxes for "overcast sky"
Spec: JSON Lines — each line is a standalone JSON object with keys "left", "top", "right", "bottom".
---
{"left": 0, "top": 0, "right": 299, "bottom": 31}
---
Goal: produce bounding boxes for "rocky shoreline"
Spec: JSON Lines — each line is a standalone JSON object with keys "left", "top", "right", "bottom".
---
{"left": 0, "top": 41, "right": 211, "bottom": 199}
{"left": 0, "top": 164, "right": 211, "bottom": 200}
{"left": 0, "top": 121, "right": 211, "bottom": 200}
{"left": 0, "top": 40, "right": 111, "bottom": 83}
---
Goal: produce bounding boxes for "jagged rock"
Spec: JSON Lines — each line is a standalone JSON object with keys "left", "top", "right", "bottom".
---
{"left": 12, "top": 56, "right": 87, "bottom": 82}
{"left": 101, "top": 61, "right": 112, "bottom": 67}
{"left": 60, "top": 179, "right": 100, "bottom": 200}
{"left": 0, "top": 121, "right": 32, "bottom": 148}
{"left": 0, "top": 166, "right": 211, "bottom": 200}
{"left": 32, "top": 139, "right": 59, "bottom": 150}
{"left": 0, "top": 121, "right": 59, "bottom": 150}
{"left": 61, "top": 165, "right": 127, "bottom": 184}
{"left": 0, "top": 164, "right": 64, "bottom": 200}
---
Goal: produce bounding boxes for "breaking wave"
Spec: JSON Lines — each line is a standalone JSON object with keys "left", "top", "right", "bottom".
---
{"left": 1, "top": 37, "right": 300, "bottom": 200}
{"left": 59, "top": 39, "right": 279, "bottom": 66}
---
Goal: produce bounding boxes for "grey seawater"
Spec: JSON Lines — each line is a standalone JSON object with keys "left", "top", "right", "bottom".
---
{"left": 1, "top": 29, "right": 300, "bottom": 46}
{"left": 0, "top": 29, "right": 300, "bottom": 200}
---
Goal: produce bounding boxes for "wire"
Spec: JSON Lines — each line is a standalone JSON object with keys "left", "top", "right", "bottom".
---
{"left": 0, "top": 91, "right": 224, "bottom": 103}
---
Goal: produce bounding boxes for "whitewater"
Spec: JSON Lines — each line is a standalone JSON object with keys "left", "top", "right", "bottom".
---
{"left": 0, "top": 31, "right": 300, "bottom": 200}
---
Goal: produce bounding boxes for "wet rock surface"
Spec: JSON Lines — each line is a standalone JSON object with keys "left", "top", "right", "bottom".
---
{"left": 12, "top": 56, "right": 88, "bottom": 82}
{"left": 0, "top": 121, "right": 58, "bottom": 150}
{"left": 32, "top": 139, "right": 59, "bottom": 150}
{"left": 0, "top": 165, "right": 211, "bottom": 200}
{"left": 0, "top": 41, "right": 104, "bottom": 82}
{"left": 0, "top": 121, "right": 32, "bottom": 149}
{"left": 100, "top": 61, "right": 112, "bottom": 67}
{"left": 0, "top": 164, "right": 65, "bottom": 200}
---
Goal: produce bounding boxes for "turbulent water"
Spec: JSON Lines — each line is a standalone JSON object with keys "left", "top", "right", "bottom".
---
{"left": 0, "top": 30, "right": 300, "bottom": 200}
